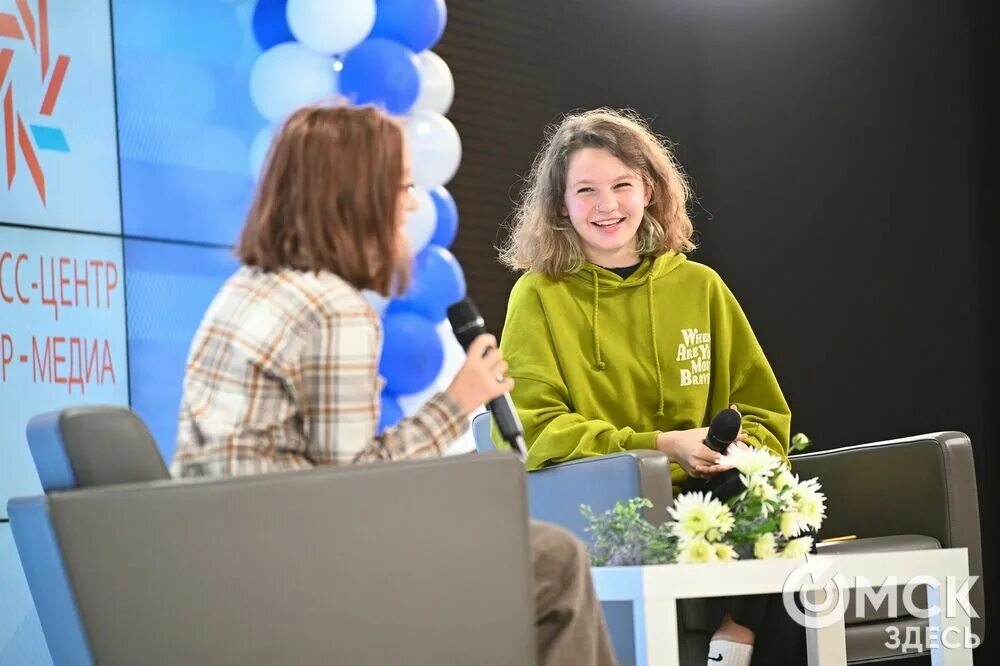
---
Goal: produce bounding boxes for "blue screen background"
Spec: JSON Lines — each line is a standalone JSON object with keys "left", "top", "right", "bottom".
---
{"left": 1, "top": 2, "right": 262, "bottom": 662}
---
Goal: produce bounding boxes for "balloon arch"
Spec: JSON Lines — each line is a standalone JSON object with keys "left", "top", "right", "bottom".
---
{"left": 247, "top": 0, "right": 469, "bottom": 435}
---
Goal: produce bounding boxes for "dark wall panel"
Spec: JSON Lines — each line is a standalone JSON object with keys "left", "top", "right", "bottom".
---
{"left": 437, "top": 2, "right": 995, "bottom": 659}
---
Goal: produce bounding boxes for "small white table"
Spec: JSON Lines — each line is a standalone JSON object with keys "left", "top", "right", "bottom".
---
{"left": 592, "top": 547, "right": 974, "bottom": 666}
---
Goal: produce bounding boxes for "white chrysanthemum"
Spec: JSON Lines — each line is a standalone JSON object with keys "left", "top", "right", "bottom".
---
{"left": 668, "top": 492, "right": 734, "bottom": 541}
{"left": 739, "top": 470, "right": 770, "bottom": 491}
{"left": 796, "top": 493, "right": 827, "bottom": 530}
{"left": 778, "top": 476, "right": 826, "bottom": 530}
{"left": 774, "top": 467, "right": 796, "bottom": 491}
{"left": 779, "top": 511, "right": 798, "bottom": 537}
{"left": 779, "top": 510, "right": 809, "bottom": 538}
{"left": 785, "top": 475, "right": 815, "bottom": 500}
{"left": 754, "top": 532, "right": 778, "bottom": 559}
{"left": 714, "top": 542, "right": 738, "bottom": 562}
{"left": 705, "top": 501, "right": 735, "bottom": 541}
{"left": 749, "top": 475, "right": 778, "bottom": 503}
{"left": 678, "top": 537, "right": 718, "bottom": 564}
{"left": 804, "top": 476, "right": 824, "bottom": 492}
{"left": 718, "top": 442, "right": 782, "bottom": 477}
{"left": 781, "top": 536, "right": 814, "bottom": 559}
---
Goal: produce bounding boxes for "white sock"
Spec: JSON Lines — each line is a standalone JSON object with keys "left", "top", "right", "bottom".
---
{"left": 707, "top": 639, "right": 753, "bottom": 666}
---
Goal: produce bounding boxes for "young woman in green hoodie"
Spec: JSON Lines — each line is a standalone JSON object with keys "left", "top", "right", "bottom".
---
{"left": 496, "top": 108, "right": 798, "bottom": 666}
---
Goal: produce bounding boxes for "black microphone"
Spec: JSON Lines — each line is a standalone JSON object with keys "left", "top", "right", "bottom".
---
{"left": 704, "top": 407, "right": 742, "bottom": 454}
{"left": 700, "top": 406, "right": 745, "bottom": 501}
{"left": 447, "top": 298, "right": 528, "bottom": 459}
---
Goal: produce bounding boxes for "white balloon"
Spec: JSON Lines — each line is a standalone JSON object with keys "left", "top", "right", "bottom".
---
{"left": 286, "top": 0, "right": 376, "bottom": 55}
{"left": 438, "top": 320, "right": 481, "bottom": 455}
{"left": 250, "top": 42, "right": 336, "bottom": 123}
{"left": 249, "top": 124, "right": 277, "bottom": 180}
{"left": 413, "top": 51, "right": 454, "bottom": 115}
{"left": 404, "top": 110, "right": 462, "bottom": 188}
{"left": 405, "top": 186, "right": 436, "bottom": 254}
{"left": 435, "top": 319, "right": 468, "bottom": 383}
{"left": 362, "top": 289, "right": 390, "bottom": 316}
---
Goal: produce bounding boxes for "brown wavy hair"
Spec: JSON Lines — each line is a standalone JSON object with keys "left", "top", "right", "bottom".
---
{"left": 499, "top": 108, "right": 696, "bottom": 278}
{"left": 238, "top": 105, "right": 410, "bottom": 295}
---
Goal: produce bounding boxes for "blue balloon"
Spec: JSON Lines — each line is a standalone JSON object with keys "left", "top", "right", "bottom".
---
{"left": 252, "top": 0, "right": 294, "bottom": 50}
{"left": 389, "top": 245, "right": 466, "bottom": 322}
{"left": 379, "top": 312, "right": 443, "bottom": 395}
{"left": 429, "top": 186, "right": 458, "bottom": 248}
{"left": 369, "top": 0, "right": 447, "bottom": 53}
{"left": 339, "top": 38, "right": 421, "bottom": 115}
{"left": 378, "top": 389, "right": 404, "bottom": 433}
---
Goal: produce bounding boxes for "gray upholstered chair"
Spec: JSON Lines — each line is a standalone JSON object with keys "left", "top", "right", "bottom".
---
{"left": 793, "top": 433, "right": 985, "bottom": 662}
{"left": 10, "top": 406, "right": 538, "bottom": 666}
{"left": 473, "top": 413, "right": 986, "bottom": 664}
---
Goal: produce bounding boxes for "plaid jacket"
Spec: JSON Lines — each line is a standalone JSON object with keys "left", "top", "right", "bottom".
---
{"left": 171, "top": 267, "right": 467, "bottom": 478}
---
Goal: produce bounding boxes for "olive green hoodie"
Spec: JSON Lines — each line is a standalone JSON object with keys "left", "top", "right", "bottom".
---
{"left": 494, "top": 251, "right": 790, "bottom": 490}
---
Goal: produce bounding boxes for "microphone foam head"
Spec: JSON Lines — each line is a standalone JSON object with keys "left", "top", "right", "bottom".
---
{"left": 447, "top": 298, "right": 486, "bottom": 350}
{"left": 447, "top": 298, "right": 480, "bottom": 329}
{"left": 706, "top": 408, "right": 742, "bottom": 452}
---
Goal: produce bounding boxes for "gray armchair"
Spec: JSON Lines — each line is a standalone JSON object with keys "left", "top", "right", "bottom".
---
{"left": 794, "top": 432, "right": 985, "bottom": 662}
{"left": 472, "top": 413, "right": 985, "bottom": 664}
{"left": 11, "top": 406, "right": 538, "bottom": 666}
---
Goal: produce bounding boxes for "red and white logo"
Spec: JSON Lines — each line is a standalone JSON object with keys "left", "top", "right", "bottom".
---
{"left": 0, "top": 0, "right": 72, "bottom": 205}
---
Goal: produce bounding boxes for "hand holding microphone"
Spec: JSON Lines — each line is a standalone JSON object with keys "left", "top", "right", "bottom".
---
{"left": 655, "top": 405, "right": 747, "bottom": 478}
{"left": 444, "top": 333, "right": 514, "bottom": 414}
{"left": 447, "top": 298, "right": 528, "bottom": 458}
{"left": 697, "top": 405, "right": 760, "bottom": 501}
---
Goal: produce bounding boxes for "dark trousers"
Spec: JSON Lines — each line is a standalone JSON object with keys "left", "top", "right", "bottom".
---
{"left": 683, "top": 472, "right": 809, "bottom": 664}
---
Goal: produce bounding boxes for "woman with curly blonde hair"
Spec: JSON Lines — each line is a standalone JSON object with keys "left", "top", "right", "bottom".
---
{"left": 501, "top": 108, "right": 695, "bottom": 277}
{"left": 496, "top": 108, "right": 799, "bottom": 665}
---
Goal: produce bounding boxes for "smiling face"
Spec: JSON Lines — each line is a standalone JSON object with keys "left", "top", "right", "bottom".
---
{"left": 562, "top": 147, "right": 651, "bottom": 268}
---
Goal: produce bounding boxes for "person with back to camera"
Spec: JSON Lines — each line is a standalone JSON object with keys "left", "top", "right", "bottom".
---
{"left": 496, "top": 108, "right": 805, "bottom": 665}
{"left": 171, "top": 104, "right": 618, "bottom": 666}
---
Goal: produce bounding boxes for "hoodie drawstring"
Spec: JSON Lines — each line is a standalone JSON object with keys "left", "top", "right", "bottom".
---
{"left": 591, "top": 270, "right": 605, "bottom": 370}
{"left": 590, "top": 266, "right": 665, "bottom": 416}
{"left": 647, "top": 272, "right": 665, "bottom": 416}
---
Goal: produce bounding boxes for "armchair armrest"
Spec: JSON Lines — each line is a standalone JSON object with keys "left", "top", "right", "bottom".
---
{"left": 471, "top": 412, "right": 674, "bottom": 544}
{"left": 791, "top": 431, "right": 985, "bottom": 638}
{"left": 527, "top": 451, "right": 673, "bottom": 545}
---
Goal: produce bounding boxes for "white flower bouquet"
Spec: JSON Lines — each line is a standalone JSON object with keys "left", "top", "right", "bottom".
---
{"left": 581, "top": 443, "right": 827, "bottom": 566}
